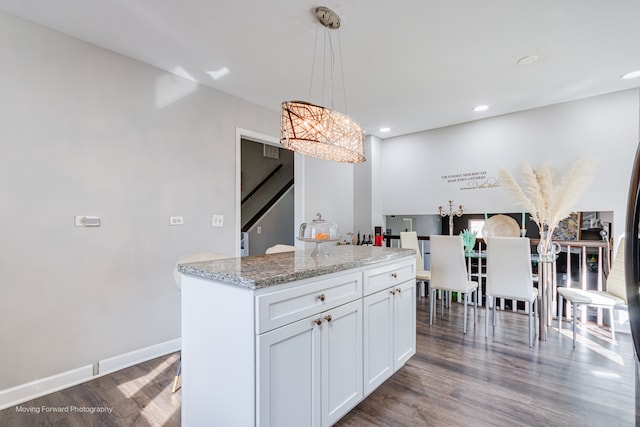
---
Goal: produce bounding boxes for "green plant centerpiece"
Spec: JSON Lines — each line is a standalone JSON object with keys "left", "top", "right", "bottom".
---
{"left": 460, "top": 229, "right": 477, "bottom": 256}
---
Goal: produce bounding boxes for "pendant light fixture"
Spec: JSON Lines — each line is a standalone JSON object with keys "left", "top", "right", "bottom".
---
{"left": 280, "top": 6, "right": 366, "bottom": 163}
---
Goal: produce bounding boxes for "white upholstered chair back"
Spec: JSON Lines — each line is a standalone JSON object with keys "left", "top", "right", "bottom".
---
{"left": 486, "top": 237, "right": 534, "bottom": 301}
{"left": 606, "top": 236, "right": 627, "bottom": 303}
{"left": 265, "top": 244, "right": 298, "bottom": 254}
{"left": 430, "top": 235, "right": 468, "bottom": 292}
{"left": 400, "top": 231, "right": 424, "bottom": 271}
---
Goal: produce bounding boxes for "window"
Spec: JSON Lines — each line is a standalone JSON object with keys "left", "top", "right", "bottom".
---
{"left": 468, "top": 219, "right": 485, "bottom": 238}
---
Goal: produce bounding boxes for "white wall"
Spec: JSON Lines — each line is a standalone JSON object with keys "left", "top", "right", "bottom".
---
{"left": 381, "top": 89, "right": 640, "bottom": 241}
{"left": 354, "top": 135, "right": 385, "bottom": 238}
{"left": 370, "top": 135, "right": 385, "bottom": 230}
{"left": 302, "top": 156, "right": 354, "bottom": 245}
{"left": 354, "top": 137, "right": 373, "bottom": 236}
{"left": 0, "top": 12, "right": 281, "bottom": 391}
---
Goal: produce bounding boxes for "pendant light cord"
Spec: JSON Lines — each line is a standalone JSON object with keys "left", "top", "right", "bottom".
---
{"left": 308, "top": 14, "right": 348, "bottom": 114}
{"left": 308, "top": 26, "right": 319, "bottom": 102}
{"left": 337, "top": 29, "right": 348, "bottom": 115}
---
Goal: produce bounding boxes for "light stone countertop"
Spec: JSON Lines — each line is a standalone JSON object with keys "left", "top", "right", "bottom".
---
{"left": 178, "top": 245, "right": 415, "bottom": 290}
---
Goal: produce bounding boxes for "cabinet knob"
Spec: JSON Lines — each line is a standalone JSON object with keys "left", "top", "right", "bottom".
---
{"left": 317, "top": 293, "right": 326, "bottom": 302}
{"left": 314, "top": 318, "right": 322, "bottom": 326}
{"left": 391, "top": 272, "right": 398, "bottom": 279}
{"left": 324, "top": 315, "right": 332, "bottom": 322}
{"left": 390, "top": 290, "right": 396, "bottom": 295}
{"left": 396, "top": 287, "right": 402, "bottom": 293}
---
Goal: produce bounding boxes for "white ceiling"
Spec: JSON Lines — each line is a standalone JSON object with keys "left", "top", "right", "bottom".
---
{"left": 2, "top": 0, "right": 640, "bottom": 138}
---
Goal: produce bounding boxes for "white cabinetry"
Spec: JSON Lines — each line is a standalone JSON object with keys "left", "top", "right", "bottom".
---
{"left": 257, "top": 298, "right": 362, "bottom": 427}
{"left": 363, "top": 259, "right": 416, "bottom": 396}
{"left": 181, "top": 255, "right": 415, "bottom": 427}
{"left": 321, "top": 299, "right": 363, "bottom": 426}
{"left": 257, "top": 309, "right": 321, "bottom": 426}
{"left": 257, "top": 272, "right": 362, "bottom": 427}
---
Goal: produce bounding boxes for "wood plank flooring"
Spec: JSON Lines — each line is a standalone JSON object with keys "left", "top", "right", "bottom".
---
{"left": 1, "top": 296, "right": 635, "bottom": 426}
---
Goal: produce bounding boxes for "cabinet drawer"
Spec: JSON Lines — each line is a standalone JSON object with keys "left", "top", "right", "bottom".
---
{"left": 256, "top": 271, "right": 362, "bottom": 334}
{"left": 363, "top": 257, "right": 415, "bottom": 296}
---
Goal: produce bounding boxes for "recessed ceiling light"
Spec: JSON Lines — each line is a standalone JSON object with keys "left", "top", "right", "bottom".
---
{"left": 473, "top": 105, "right": 489, "bottom": 112}
{"left": 379, "top": 127, "right": 391, "bottom": 133}
{"left": 517, "top": 55, "right": 539, "bottom": 65}
{"left": 621, "top": 70, "right": 640, "bottom": 80}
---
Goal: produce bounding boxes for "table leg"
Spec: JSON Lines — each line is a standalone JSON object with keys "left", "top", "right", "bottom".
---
{"left": 539, "top": 261, "right": 554, "bottom": 341}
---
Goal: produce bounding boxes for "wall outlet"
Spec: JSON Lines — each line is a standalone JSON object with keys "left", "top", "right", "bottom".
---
{"left": 169, "top": 216, "right": 184, "bottom": 226}
{"left": 212, "top": 214, "right": 224, "bottom": 227}
{"left": 257, "top": 226, "right": 262, "bottom": 234}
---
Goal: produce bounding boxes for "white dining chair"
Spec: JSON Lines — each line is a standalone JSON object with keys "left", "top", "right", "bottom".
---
{"left": 485, "top": 237, "right": 538, "bottom": 347}
{"left": 557, "top": 236, "right": 627, "bottom": 347}
{"left": 171, "top": 251, "right": 232, "bottom": 393}
{"left": 429, "top": 235, "right": 478, "bottom": 333}
{"left": 400, "top": 231, "right": 431, "bottom": 297}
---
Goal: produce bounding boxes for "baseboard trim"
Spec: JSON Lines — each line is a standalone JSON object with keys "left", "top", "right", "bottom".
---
{"left": 0, "top": 338, "right": 181, "bottom": 411}
{"left": 0, "top": 365, "right": 93, "bottom": 411}
{"left": 98, "top": 338, "right": 181, "bottom": 376}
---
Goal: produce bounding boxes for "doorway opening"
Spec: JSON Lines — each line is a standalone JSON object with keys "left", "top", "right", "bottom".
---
{"left": 240, "top": 138, "right": 295, "bottom": 256}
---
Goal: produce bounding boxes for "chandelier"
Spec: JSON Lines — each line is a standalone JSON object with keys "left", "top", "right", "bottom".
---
{"left": 280, "top": 6, "right": 366, "bottom": 163}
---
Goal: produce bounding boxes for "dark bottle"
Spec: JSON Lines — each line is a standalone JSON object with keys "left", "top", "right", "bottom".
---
{"left": 356, "top": 232, "right": 361, "bottom": 245}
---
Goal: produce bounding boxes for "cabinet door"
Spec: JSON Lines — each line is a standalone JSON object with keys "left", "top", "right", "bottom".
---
{"left": 257, "top": 316, "right": 322, "bottom": 427}
{"left": 321, "top": 299, "right": 363, "bottom": 427}
{"left": 362, "top": 289, "right": 394, "bottom": 396}
{"left": 394, "top": 280, "right": 416, "bottom": 370}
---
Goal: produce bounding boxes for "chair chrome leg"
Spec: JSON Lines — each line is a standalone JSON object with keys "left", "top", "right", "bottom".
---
{"left": 463, "top": 293, "right": 468, "bottom": 334}
{"left": 558, "top": 293, "right": 563, "bottom": 332}
{"left": 572, "top": 303, "right": 578, "bottom": 348}
{"left": 171, "top": 357, "right": 182, "bottom": 393}
{"left": 528, "top": 304, "right": 533, "bottom": 347}
{"left": 534, "top": 298, "right": 538, "bottom": 338}
{"left": 429, "top": 288, "right": 434, "bottom": 325}
{"left": 485, "top": 295, "right": 490, "bottom": 338}
{"left": 610, "top": 307, "right": 616, "bottom": 342}
{"left": 473, "top": 289, "right": 477, "bottom": 324}
{"left": 492, "top": 300, "right": 496, "bottom": 327}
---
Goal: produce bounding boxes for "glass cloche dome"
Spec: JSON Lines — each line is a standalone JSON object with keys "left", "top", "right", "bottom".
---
{"left": 297, "top": 213, "right": 340, "bottom": 256}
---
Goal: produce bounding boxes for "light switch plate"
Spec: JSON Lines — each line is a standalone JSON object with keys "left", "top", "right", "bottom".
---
{"left": 170, "top": 216, "right": 184, "bottom": 226}
{"left": 212, "top": 214, "right": 224, "bottom": 227}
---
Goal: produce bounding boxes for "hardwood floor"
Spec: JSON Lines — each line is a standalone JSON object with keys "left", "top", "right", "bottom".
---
{"left": 1, "top": 296, "right": 635, "bottom": 426}
{"left": 0, "top": 353, "right": 182, "bottom": 427}
{"left": 338, "top": 298, "right": 636, "bottom": 427}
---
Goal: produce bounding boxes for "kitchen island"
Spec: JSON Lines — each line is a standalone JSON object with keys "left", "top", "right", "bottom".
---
{"left": 178, "top": 245, "right": 416, "bottom": 427}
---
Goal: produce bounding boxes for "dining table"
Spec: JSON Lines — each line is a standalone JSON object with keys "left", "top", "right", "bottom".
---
{"left": 466, "top": 249, "right": 554, "bottom": 341}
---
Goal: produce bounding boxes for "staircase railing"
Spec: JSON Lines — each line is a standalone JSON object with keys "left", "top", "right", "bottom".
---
{"left": 242, "top": 164, "right": 283, "bottom": 205}
{"left": 242, "top": 179, "right": 294, "bottom": 233}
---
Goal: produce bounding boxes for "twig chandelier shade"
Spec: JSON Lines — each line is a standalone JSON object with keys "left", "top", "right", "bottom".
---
{"left": 280, "top": 6, "right": 366, "bottom": 164}
{"left": 281, "top": 100, "right": 365, "bottom": 163}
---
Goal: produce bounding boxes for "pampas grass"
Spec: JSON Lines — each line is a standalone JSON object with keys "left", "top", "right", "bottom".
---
{"left": 499, "top": 158, "right": 596, "bottom": 234}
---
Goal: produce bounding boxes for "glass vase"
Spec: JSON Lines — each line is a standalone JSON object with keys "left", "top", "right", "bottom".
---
{"left": 536, "top": 225, "right": 561, "bottom": 262}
